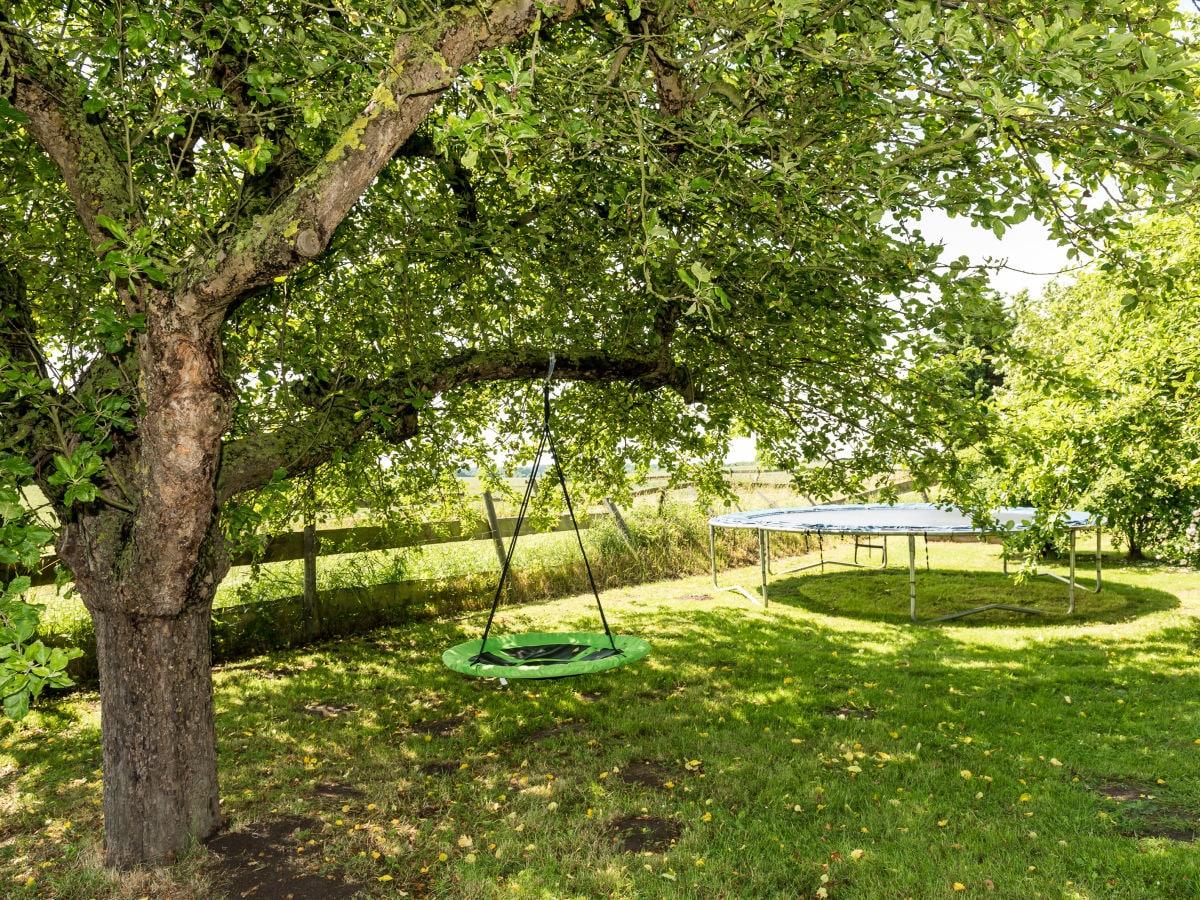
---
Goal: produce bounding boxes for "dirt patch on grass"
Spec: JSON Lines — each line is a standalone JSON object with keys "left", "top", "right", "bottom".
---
{"left": 313, "top": 782, "right": 365, "bottom": 801}
{"left": 206, "top": 815, "right": 361, "bottom": 900}
{"left": 618, "top": 760, "right": 678, "bottom": 789}
{"left": 1095, "top": 784, "right": 1198, "bottom": 843}
{"left": 1097, "top": 784, "right": 1153, "bottom": 802}
{"left": 1122, "top": 824, "right": 1196, "bottom": 842}
{"left": 409, "top": 713, "right": 468, "bottom": 736}
{"left": 605, "top": 813, "right": 681, "bottom": 853}
{"left": 823, "top": 705, "right": 876, "bottom": 720}
{"left": 415, "top": 801, "right": 449, "bottom": 819}
{"left": 524, "top": 722, "right": 584, "bottom": 742}
{"left": 417, "top": 761, "right": 463, "bottom": 777}
{"left": 298, "top": 702, "right": 357, "bottom": 719}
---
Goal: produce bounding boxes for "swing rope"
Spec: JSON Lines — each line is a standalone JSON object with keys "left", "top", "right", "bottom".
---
{"left": 476, "top": 354, "right": 615, "bottom": 659}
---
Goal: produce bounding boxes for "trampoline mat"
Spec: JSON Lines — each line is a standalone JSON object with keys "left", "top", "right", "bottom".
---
{"left": 709, "top": 503, "right": 1096, "bottom": 535}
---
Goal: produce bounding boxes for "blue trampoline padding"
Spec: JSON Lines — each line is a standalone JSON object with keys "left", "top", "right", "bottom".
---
{"left": 709, "top": 504, "right": 1097, "bottom": 536}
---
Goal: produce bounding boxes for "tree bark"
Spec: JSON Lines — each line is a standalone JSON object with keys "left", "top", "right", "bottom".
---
{"left": 1125, "top": 526, "right": 1145, "bottom": 562}
{"left": 90, "top": 599, "right": 222, "bottom": 868}
{"left": 60, "top": 494, "right": 229, "bottom": 869}
{"left": 60, "top": 501, "right": 230, "bottom": 867}
{"left": 50, "top": 288, "right": 233, "bottom": 867}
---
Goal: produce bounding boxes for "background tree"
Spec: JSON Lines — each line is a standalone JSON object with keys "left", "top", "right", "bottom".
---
{"left": 980, "top": 213, "right": 1200, "bottom": 564}
{"left": 2, "top": 0, "right": 1200, "bottom": 868}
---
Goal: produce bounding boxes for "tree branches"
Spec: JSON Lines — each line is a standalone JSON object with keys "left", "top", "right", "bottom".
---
{"left": 0, "top": 16, "right": 131, "bottom": 250}
{"left": 179, "top": 0, "right": 588, "bottom": 318}
{"left": 215, "top": 348, "right": 695, "bottom": 504}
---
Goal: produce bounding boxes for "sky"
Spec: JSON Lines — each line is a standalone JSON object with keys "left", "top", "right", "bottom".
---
{"left": 906, "top": 0, "right": 1200, "bottom": 296}
{"left": 914, "top": 211, "right": 1076, "bottom": 300}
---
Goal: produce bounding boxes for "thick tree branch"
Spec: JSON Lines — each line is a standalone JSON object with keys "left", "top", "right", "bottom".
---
{"left": 215, "top": 349, "right": 695, "bottom": 504}
{"left": 639, "top": 9, "right": 689, "bottom": 122}
{"left": 0, "top": 18, "right": 131, "bottom": 248}
{"left": 184, "top": 0, "right": 589, "bottom": 320}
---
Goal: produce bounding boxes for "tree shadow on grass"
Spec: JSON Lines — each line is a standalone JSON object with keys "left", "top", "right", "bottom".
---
{"left": 762, "top": 567, "right": 1179, "bottom": 627}
{"left": 10, "top": 594, "right": 1200, "bottom": 898}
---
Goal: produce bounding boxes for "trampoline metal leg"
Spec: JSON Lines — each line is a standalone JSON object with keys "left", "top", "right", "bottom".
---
{"left": 1032, "top": 527, "right": 1103, "bottom": 612}
{"left": 910, "top": 531, "right": 1050, "bottom": 624}
{"left": 711, "top": 525, "right": 765, "bottom": 607}
{"left": 908, "top": 534, "right": 917, "bottom": 622}
{"left": 760, "top": 529, "right": 769, "bottom": 609}
{"left": 917, "top": 527, "right": 1102, "bottom": 624}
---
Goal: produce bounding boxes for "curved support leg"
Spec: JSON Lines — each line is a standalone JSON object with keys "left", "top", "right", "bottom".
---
{"left": 711, "top": 525, "right": 766, "bottom": 606}
{"left": 920, "top": 528, "right": 1102, "bottom": 623}
{"left": 1034, "top": 527, "right": 1103, "bottom": 613}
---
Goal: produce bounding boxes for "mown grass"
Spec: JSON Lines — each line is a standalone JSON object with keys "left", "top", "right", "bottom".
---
{"left": 3, "top": 539, "right": 1199, "bottom": 899}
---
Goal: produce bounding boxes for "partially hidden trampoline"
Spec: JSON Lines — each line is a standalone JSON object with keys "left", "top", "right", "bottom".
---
{"left": 708, "top": 503, "right": 1102, "bottom": 623}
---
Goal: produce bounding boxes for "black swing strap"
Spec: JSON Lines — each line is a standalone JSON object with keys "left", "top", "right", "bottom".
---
{"left": 477, "top": 354, "right": 616, "bottom": 656}
{"left": 478, "top": 414, "right": 547, "bottom": 651}
{"left": 543, "top": 379, "right": 616, "bottom": 649}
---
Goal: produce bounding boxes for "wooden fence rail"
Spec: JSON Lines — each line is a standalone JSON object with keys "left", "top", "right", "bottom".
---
{"left": 8, "top": 511, "right": 607, "bottom": 588}
{"left": 8, "top": 469, "right": 922, "bottom": 588}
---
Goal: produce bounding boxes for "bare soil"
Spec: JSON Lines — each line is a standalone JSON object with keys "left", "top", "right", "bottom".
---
{"left": 617, "top": 760, "right": 678, "bottom": 789}
{"left": 604, "top": 813, "right": 682, "bottom": 853}
{"left": 206, "top": 815, "right": 363, "bottom": 899}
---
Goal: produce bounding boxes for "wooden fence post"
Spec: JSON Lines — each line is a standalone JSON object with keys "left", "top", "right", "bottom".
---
{"left": 482, "top": 491, "right": 508, "bottom": 568}
{"left": 303, "top": 479, "right": 321, "bottom": 638}
{"left": 604, "top": 498, "right": 636, "bottom": 547}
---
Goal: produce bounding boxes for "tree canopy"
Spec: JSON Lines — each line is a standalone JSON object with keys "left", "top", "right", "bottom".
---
{"left": 980, "top": 212, "right": 1200, "bottom": 564}
{"left": 3, "top": 0, "right": 1200, "bottom": 868}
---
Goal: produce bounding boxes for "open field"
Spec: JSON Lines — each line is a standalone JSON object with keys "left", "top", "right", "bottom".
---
{"left": 3, "top": 540, "right": 1199, "bottom": 899}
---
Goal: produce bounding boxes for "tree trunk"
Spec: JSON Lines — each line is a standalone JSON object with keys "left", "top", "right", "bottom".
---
{"left": 91, "top": 600, "right": 222, "bottom": 868}
{"left": 1125, "top": 526, "right": 1145, "bottom": 562}
{"left": 49, "top": 297, "right": 234, "bottom": 868}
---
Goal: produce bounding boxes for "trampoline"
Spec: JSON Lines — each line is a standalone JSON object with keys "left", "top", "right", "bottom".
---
{"left": 708, "top": 504, "right": 1102, "bottom": 623}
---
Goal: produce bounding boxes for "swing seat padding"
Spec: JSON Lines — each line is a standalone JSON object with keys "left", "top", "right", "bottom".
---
{"left": 442, "top": 632, "right": 650, "bottom": 679}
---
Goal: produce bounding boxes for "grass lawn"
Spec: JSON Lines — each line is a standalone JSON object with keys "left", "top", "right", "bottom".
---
{"left": 2, "top": 540, "right": 1199, "bottom": 898}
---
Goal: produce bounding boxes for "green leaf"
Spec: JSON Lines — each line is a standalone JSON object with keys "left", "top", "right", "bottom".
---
{"left": 1, "top": 576, "right": 32, "bottom": 599}
{"left": 3, "top": 689, "right": 30, "bottom": 721}
{"left": 0, "top": 97, "right": 30, "bottom": 124}
{"left": 94, "top": 215, "right": 127, "bottom": 241}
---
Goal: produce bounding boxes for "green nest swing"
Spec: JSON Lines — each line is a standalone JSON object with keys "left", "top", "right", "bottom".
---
{"left": 442, "top": 357, "right": 649, "bottom": 680}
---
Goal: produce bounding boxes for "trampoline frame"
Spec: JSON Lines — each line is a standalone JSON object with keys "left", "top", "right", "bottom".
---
{"left": 708, "top": 504, "right": 1102, "bottom": 623}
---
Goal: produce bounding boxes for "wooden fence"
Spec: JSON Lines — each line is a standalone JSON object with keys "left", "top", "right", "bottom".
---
{"left": 10, "top": 507, "right": 609, "bottom": 589}
{"left": 8, "top": 469, "right": 923, "bottom": 589}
